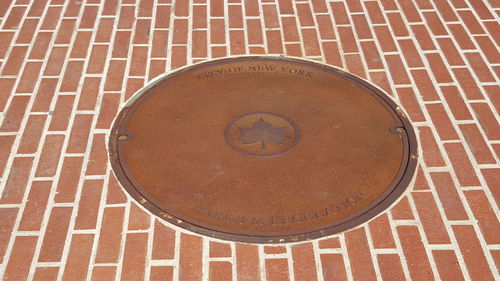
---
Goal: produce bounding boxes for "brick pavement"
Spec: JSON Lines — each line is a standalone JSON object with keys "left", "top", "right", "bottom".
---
{"left": 0, "top": 0, "right": 499, "bottom": 280}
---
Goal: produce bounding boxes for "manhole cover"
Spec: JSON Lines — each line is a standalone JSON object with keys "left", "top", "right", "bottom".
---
{"left": 109, "top": 56, "right": 418, "bottom": 243}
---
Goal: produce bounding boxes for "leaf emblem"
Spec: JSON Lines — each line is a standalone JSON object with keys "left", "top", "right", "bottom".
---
{"left": 237, "top": 118, "right": 289, "bottom": 150}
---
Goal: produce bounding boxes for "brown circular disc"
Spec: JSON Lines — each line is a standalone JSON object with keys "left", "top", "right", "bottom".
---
{"left": 109, "top": 56, "right": 418, "bottom": 243}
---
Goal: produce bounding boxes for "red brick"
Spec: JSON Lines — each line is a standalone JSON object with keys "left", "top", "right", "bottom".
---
{"left": 422, "top": 12, "right": 447, "bottom": 35}
{"left": 460, "top": 124, "right": 496, "bottom": 164}
{"left": 192, "top": 30, "right": 207, "bottom": 58}
{"left": 385, "top": 54, "right": 410, "bottom": 84}
{"left": 365, "top": 2, "right": 385, "bottom": 24}
{"left": 426, "top": 104, "right": 459, "bottom": 140}
{"left": 64, "top": 0, "right": 83, "bottom": 16}
{"left": 452, "top": 68, "right": 484, "bottom": 100}
{"left": 27, "top": 0, "right": 48, "bottom": 16}
{"left": 151, "top": 30, "right": 169, "bottom": 58}
{"left": 1, "top": 157, "right": 33, "bottom": 203}
{"left": 16, "top": 62, "right": 42, "bottom": 93}
{"left": 111, "top": 31, "right": 131, "bottom": 58}
{"left": 55, "top": 19, "right": 76, "bottom": 44}
{"left": 266, "top": 259, "right": 289, "bottom": 281}
{"left": 391, "top": 197, "right": 414, "bottom": 220}
{"left": 413, "top": 168, "right": 430, "bottom": 190}
{"left": 104, "top": 60, "right": 126, "bottom": 91}
{"left": 484, "top": 24, "right": 499, "bottom": 45}
{"left": 397, "top": 88, "right": 425, "bottom": 122}
{"left": 411, "top": 25, "right": 437, "bottom": 50}
{"left": 44, "top": 46, "right": 68, "bottom": 76}
{"left": 311, "top": 0, "right": 327, "bottom": 12}
{"left": 29, "top": 32, "right": 53, "bottom": 60}
{"left": 398, "top": 39, "right": 424, "bottom": 68}
{"left": 419, "top": 117, "right": 449, "bottom": 156}
{"left": 387, "top": 13, "right": 409, "bottom": 36}
{"left": 61, "top": 234, "right": 94, "bottom": 281}
{"left": 465, "top": 53, "right": 495, "bottom": 82}
{"left": 60, "top": 61, "right": 84, "bottom": 92}
{"left": 78, "top": 77, "right": 101, "bottom": 110}
{"left": 18, "top": 181, "right": 51, "bottom": 231}
{"left": 39, "top": 207, "right": 73, "bottom": 262}
{"left": 432, "top": 250, "right": 465, "bottom": 281}
{"left": 105, "top": 173, "right": 127, "bottom": 204}
{"left": 430, "top": 172, "right": 469, "bottom": 220}
{"left": 16, "top": 19, "right": 39, "bottom": 44}
{"left": 36, "top": 135, "right": 64, "bottom": 177}
{"left": 49, "top": 95, "right": 75, "bottom": 131}
{"left": 481, "top": 169, "right": 500, "bottom": 206}
{"left": 445, "top": 142, "right": 480, "bottom": 186}
{"left": 17, "top": 115, "right": 47, "bottom": 154}
{"left": 441, "top": 86, "right": 472, "bottom": 120}
{"left": 377, "top": 254, "right": 406, "bottom": 281}
{"left": 0, "top": 136, "right": 15, "bottom": 175}
{"left": 316, "top": 15, "right": 335, "bottom": 40}
{"left": 91, "top": 266, "right": 117, "bottom": 281}
{"left": 125, "top": 78, "right": 144, "bottom": 101}
{"left": 412, "top": 192, "right": 450, "bottom": 244}
{"left": 209, "top": 261, "right": 232, "bottom": 281}
{"left": 211, "top": 0, "right": 224, "bottom": 16}
{"left": 330, "top": 2, "right": 349, "bottom": 24}
{"left": 345, "top": 54, "right": 366, "bottom": 78}
{"left": 475, "top": 36, "right": 500, "bottom": 64}
{"left": 193, "top": 5, "right": 207, "bottom": 28}
{"left": 249, "top": 47, "right": 265, "bottom": 54}
{"left": 95, "top": 207, "right": 125, "bottom": 263}
{"left": 467, "top": 0, "right": 494, "bottom": 19}
{"left": 278, "top": 0, "right": 293, "bottom": 14}
{"left": 0, "top": 208, "right": 17, "bottom": 263}
{"left": 282, "top": 17, "right": 300, "bottom": 42}
{"left": 40, "top": 6, "right": 62, "bottom": 30}
{"left": 245, "top": 0, "right": 259, "bottom": 16}
{"left": 236, "top": 243, "right": 261, "bottom": 281}
{"left": 284, "top": 44, "right": 302, "bottom": 57}
{"left": 117, "top": 6, "right": 135, "bottom": 29}
{"left": 2, "top": 46, "right": 28, "bottom": 75}
{"left": 320, "top": 254, "right": 347, "bottom": 281}
{"left": 33, "top": 81, "right": 58, "bottom": 114}
{"left": 318, "top": 237, "right": 340, "bottom": 249}
{"left": 33, "top": 267, "right": 60, "bottom": 281}
{"left": 96, "top": 93, "right": 120, "bottom": 129}
{"left": 464, "top": 190, "right": 500, "bottom": 244}
{"left": 179, "top": 234, "right": 203, "bottom": 281}
{"left": 230, "top": 30, "right": 245, "bottom": 55}
{"left": 426, "top": 53, "right": 454, "bottom": 83}
{"left": 345, "top": 228, "right": 377, "bottom": 281}
{"left": 95, "top": 18, "right": 115, "bottom": 43}
{"left": 368, "top": 214, "right": 396, "bottom": 248}
{"left": 296, "top": 3, "right": 314, "bottom": 27}
{"left": 352, "top": 15, "right": 372, "bottom": 39}
{"left": 4, "top": 236, "right": 37, "bottom": 281}
{"left": 210, "top": 241, "right": 232, "bottom": 257}
{"left": 436, "top": 38, "right": 465, "bottom": 66}
{"left": 66, "top": 114, "right": 93, "bottom": 154}
{"left": 86, "top": 134, "right": 107, "bottom": 175}
{"left": 102, "top": 0, "right": 118, "bottom": 15}
{"left": 127, "top": 203, "right": 150, "bottom": 230}
{"left": 171, "top": 46, "right": 187, "bottom": 69}
{"left": 3, "top": 6, "right": 26, "bottom": 29}
{"left": 70, "top": 32, "right": 92, "bottom": 58}
{"left": 369, "top": 72, "right": 393, "bottom": 96}
{"left": 458, "top": 11, "right": 485, "bottom": 35}
{"left": 149, "top": 59, "right": 167, "bottom": 80}
{"left": 266, "top": 30, "right": 284, "bottom": 54}
{"left": 338, "top": 26, "right": 358, "bottom": 53}
{"left": 134, "top": 19, "right": 151, "bottom": 44}
{"left": 264, "top": 245, "right": 286, "bottom": 254}
{"left": 121, "top": 233, "right": 148, "bottom": 281}
{"left": 150, "top": 267, "right": 173, "bottom": 281}
{"left": 152, "top": 220, "right": 175, "bottom": 259}
{"left": 453, "top": 225, "right": 495, "bottom": 281}
{"left": 55, "top": 157, "right": 83, "bottom": 203}
{"left": 228, "top": 5, "right": 243, "bottom": 28}
{"left": 448, "top": 24, "right": 475, "bottom": 50}
{"left": 210, "top": 19, "right": 226, "bottom": 44}
{"left": 173, "top": 19, "right": 188, "bottom": 45}
{"left": 0, "top": 32, "right": 14, "bottom": 59}
{"left": 74, "top": 180, "right": 104, "bottom": 230}
{"left": 80, "top": 5, "right": 99, "bottom": 28}
{"left": 360, "top": 41, "right": 382, "bottom": 70}
{"left": 155, "top": 5, "right": 171, "bottom": 28}
{"left": 302, "top": 29, "right": 321, "bottom": 56}
{"left": 397, "top": 226, "right": 435, "bottom": 281}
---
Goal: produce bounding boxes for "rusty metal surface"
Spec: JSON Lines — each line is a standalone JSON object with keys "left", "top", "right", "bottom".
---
{"left": 108, "top": 56, "right": 418, "bottom": 243}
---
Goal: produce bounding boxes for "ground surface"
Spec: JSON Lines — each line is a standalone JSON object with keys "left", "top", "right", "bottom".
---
{"left": 0, "top": 0, "right": 499, "bottom": 280}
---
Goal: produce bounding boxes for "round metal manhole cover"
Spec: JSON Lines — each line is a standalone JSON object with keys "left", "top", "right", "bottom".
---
{"left": 109, "top": 56, "right": 418, "bottom": 243}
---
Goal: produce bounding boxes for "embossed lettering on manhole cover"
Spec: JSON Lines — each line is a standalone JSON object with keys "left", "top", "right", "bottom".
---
{"left": 108, "top": 56, "right": 418, "bottom": 243}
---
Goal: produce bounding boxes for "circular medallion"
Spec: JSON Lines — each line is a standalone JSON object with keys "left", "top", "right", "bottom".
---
{"left": 108, "top": 56, "right": 418, "bottom": 243}
{"left": 224, "top": 112, "right": 300, "bottom": 157}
